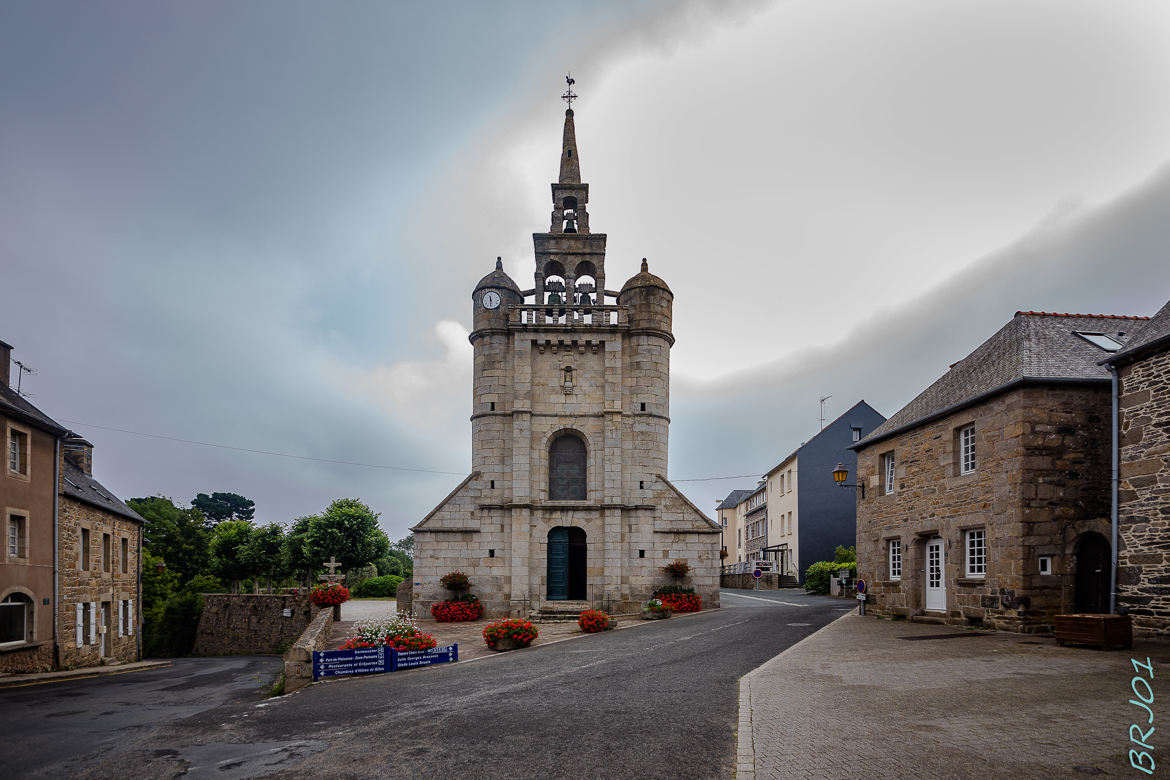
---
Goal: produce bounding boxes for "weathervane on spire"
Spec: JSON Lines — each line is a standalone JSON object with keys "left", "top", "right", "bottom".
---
{"left": 561, "top": 73, "right": 577, "bottom": 108}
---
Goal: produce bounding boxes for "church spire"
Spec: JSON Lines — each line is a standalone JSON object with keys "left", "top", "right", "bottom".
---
{"left": 558, "top": 78, "right": 581, "bottom": 184}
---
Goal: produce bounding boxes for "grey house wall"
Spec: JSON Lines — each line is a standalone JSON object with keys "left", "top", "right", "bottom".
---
{"left": 796, "top": 401, "right": 885, "bottom": 580}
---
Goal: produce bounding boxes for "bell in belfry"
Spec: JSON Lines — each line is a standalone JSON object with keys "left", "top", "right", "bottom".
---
{"left": 563, "top": 208, "right": 577, "bottom": 233}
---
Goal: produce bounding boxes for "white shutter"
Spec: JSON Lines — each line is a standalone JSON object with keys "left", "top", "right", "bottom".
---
{"left": 118, "top": 600, "right": 124, "bottom": 637}
{"left": 75, "top": 602, "right": 83, "bottom": 647}
{"left": 128, "top": 599, "right": 134, "bottom": 635}
{"left": 89, "top": 602, "right": 96, "bottom": 644}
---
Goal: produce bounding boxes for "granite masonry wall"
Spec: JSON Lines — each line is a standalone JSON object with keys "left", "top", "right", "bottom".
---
{"left": 57, "top": 496, "right": 141, "bottom": 668}
{"left": 1116, "top": 348, "right": 1170, "bottom": 636}
{"left": 856, "top": 384, "right": 1111, "bottom": 632}
{"left": 193, "top": 594, "right": 318, "bottom": 655}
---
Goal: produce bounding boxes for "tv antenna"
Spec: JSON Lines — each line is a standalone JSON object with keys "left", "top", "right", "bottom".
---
{"left": 818, "top": 395, "right": 832, "bottom": 430}
{"left": 13, "top": 360, "right": 35, "bottom": 397}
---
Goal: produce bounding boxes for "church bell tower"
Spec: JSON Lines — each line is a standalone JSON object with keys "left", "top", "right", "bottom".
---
{"left": 413, "top": 79, "right": 721, "bottom": 618}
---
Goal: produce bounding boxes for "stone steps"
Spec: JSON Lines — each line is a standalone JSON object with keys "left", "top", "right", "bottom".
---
{"left": 529, "top": 601, "right": 593, "bottom": 623}
{"left": 910, "top": 614, "right": 948, "bottom": 625}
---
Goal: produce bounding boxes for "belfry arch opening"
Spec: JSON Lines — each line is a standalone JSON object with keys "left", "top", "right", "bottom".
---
{"left": 547, "top": 526, "right": 587, "bottom": 600}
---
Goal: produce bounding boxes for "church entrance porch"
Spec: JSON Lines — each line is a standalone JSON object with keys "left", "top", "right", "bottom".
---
{"left": 547, "top": 526, "right": 587, "bottom": 601}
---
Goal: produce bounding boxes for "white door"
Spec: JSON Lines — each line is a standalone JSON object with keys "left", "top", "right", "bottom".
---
{"left": 925, "top": 538, "right": 945, "bottom": 611}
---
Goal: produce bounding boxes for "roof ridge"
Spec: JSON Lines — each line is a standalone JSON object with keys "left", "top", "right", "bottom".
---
{"left": 1014, "top": 310, "right": 1150, "bottom": 320}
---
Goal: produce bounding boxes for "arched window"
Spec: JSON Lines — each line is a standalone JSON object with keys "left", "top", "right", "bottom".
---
{"left": 0, "top": 593, "right": 32, "bottom": 645}
{"left": 549, "top": 434, "right": 587, "bottom": 500}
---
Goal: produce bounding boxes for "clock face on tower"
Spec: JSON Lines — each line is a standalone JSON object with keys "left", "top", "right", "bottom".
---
{"left": 482, "top": 290, "right": 501, "bottom": 310}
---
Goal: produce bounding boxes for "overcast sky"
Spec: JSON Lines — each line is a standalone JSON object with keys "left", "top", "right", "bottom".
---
{"left": 4, "top": 0, "right": 1170, "bottom": 540}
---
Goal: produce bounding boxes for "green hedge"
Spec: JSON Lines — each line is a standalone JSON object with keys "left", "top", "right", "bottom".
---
{"left": 652, "top": 585, "right": 696, "bottom": 597}
{"left": 803, "top": 561, "right": 857, "bottom": 595}
{"left": 352, "top": 575, "right": 404, "bottom": 598}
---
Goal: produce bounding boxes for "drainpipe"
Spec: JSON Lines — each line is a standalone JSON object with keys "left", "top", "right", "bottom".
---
{"left": 52, "top": 437, "right": 60, "bottom": 668}
{"left": 1108, "top": 364, "right": 1120, "bottom": 614}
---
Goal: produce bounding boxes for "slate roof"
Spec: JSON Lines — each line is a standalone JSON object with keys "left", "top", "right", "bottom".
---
{"left": 61, "top": 458, "right": 144, "bottom": 523}
{"left": 1104, "top": 298, "right": 1170, "bottom": 365}
{"left": 0, "top": 383, "right": 67, "bottom": 435}
{"left": 764, "top": 400, "right": 885, "bottom": 477}
{"left": 716, "top": 489, "right": 753, "bottom": 511}
{"left": 856, "top": 312, "right": 1145, "bottom": 449}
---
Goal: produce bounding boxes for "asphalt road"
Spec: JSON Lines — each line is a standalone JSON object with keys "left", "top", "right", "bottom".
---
{"left": 2, "top": 590, "right": 847, "bottom": 779}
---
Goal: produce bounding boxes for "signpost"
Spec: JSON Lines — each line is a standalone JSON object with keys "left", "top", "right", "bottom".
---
{"left": 752, "top": 568, "right": 763, "bottom": 591}
{"left": 312, "top": 644, "right": 459, "bottom": 681}
{"left": 856, "top": 579, "right": 867, "bottom": 616}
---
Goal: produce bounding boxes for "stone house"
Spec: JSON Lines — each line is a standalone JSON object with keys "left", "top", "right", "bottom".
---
{"left": 57, "top": 435, "right": 144, "bottom": 667}
{"left": 1103, "top": 299, "right": 1170, "bottom": 637}
{"left": 0, "top": 340, "right": 142, "bottom": 671}
{"left": 853, "top": 312, "right": 1146, "bottom": 631}
{"left": 413, "top": 107, "right": 721, "bottom": 618}
{"left": 1, "top": 340, "right": 67, "bottom": 672}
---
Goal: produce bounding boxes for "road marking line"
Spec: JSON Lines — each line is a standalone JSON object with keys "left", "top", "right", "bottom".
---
{"left": 721, "top": 592, "right": 809, "bottom": 607}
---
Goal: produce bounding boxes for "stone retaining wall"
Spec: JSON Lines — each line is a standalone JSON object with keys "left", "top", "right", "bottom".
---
{"left": 282, "top": 607, "right": 334, "bottom": 694}
{"left": 721, "top": 573, "right": 779, "bottom": 590}
{"left": 192, "top": 594, "right": 316, "bottom": 655}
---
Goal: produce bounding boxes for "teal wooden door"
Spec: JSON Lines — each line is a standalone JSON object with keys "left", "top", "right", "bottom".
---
{"left": 547, "top": 527, "right": 569, "bottom": 600}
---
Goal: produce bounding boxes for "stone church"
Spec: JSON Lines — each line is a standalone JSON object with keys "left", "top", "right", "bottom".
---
{"left": 411, "top": 106, "right": 721, "bottom": 618}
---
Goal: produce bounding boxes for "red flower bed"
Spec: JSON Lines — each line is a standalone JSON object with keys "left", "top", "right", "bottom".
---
{"left": 388, "top": 633, "right": 438, "bottom": 652}
{"left": 431, "top": 599, "right": 484, "bottom": 622}
{"left": 482, "top": 618, "right": 538, "bottom": 648}
{"left": 340, "top": 637, "right": 376, "bottom": 650}
{"left": 311, "top": 582, "right": 350, "bottom": 607}
{"left": 578, "top": 609, "right": 613, "bottom": 633}
{"left": 660, "top": 593, "right": 701, "bottom": 613}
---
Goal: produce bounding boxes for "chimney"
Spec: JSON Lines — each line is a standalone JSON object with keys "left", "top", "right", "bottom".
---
{"left": 63, "top": 435, "right": 94, "bottom": 476}
{"left": 0, "top": 340, "right": 11, "bottom": 388}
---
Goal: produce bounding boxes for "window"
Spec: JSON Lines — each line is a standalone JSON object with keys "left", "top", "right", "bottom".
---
{"left": 882, "top": 452, "right": 896, "bottom": 494}
{"left": 102, "top": 533, "right": 111, "bottom": 572}
{"left": 786, "top": 470, "right": 793, "bottom": 493}
{"left": 778, "top": 475, "right": 784, "bottom": 493}
{"left": 888, "top": 539, "right": 902, "bottom": 580}
{"left": 965, "top": 529, "right": 986, "bottom": 577}
{"left": 7, "top": 425, "right": 29, "bottom": 477}
{"left": 787, "top": 511, "right": 793, "bottom": 534}
{"left": 851, "top": 426, "right": 862, "bottom": 442}
{"left": 1073, "top": 331, "right": 1124, "bottom": 352}
{"left": 959, "top": 425, "right": 976, "bottom": 475}
{"left": 121, "top": 537, "right": 129, "bottom": 574}
{"left": 1038, "top": 555, "right": 1052, "bottom": 575}
{"left": 7, "top": 513, "right": 27, "bottom": 558}
{"left": 549, "top": 434, "right": 586, "bottom": 500}
{"left": 81, "top": 528, "right": 90, "bottom": 570}
{"left": 0, "top": 594, "right": 31, "bottom": 644}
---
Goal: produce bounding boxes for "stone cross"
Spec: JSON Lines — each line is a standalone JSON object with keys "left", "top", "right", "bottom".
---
{"left": 318, "top": 556, "right": 343, "bottom": 583}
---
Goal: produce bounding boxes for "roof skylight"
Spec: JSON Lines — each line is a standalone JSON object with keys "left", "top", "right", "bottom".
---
{"left": 1074, "top": 331, "right": 1124, "bottom": 352}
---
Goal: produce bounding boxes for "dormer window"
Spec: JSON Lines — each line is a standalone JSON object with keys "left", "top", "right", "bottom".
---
{"left": 1073, "top": 331, "right": 1124, "bottom": 352}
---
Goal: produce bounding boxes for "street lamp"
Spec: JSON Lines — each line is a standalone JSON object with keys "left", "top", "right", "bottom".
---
{"left": 832, "top": 463, "right": 865, "bottom": 498}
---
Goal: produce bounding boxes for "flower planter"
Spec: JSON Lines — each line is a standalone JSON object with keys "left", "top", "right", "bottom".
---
{"left": 1054, "top": 613, "right": 1132, "bottom": 650}
{"left": 641, "top": 608, "right": 672, "bottom": 620}
{"left": 490, "top": 637, "right": 532, "bottom": 652}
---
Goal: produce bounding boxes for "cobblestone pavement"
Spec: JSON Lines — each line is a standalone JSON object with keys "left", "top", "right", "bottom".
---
{"left": 739, "top": 612, "right": 1170, "bottom": 779}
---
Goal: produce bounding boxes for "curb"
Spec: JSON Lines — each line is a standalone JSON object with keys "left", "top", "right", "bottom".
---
{"left": 735, "top": 610, "right": 855, "bottom": 778}
{"left": 0, "top": 659, "right": 173, "bottom": 689}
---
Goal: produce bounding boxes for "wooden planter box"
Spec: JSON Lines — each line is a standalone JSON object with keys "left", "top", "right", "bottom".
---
{"left": 1054, "top": 614, "right": 1132, "bottom": 650}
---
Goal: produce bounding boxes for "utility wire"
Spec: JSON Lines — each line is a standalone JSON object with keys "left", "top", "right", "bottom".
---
{"left": 58, "top": 419, "right": 758, "bottom": 484}
{"left": 56, "top": 419, "right": 467, "bottom": 476}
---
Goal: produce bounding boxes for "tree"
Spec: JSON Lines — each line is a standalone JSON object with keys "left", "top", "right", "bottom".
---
{"left": 128, "top": 496, "right": 210, "bottom": 582}
{"left": 283, "top": 516, "right": 315, "bottom": 587}
{"left": 208, "top": 520, "right": 254, "bottom": 592}
{"left": 392, "top": 533, "right": 414, "bottom": 556}
{"left": 243, "top": 523, "right": 286, "bottom": 593}
{"left": 192, "top": 492, "right": 255, "bottom": 527}
{"left": 833, "top": 545, "right": 857, "bottom": 564}
{"left": 303, "top": 499, "right": 390, "bottom": 574}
